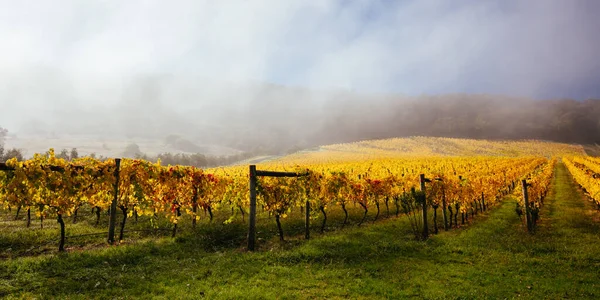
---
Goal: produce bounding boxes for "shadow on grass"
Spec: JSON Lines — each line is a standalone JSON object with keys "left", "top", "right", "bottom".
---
{"left": 0, "top": 203, "right": 408, "bottom": 258}
{"left": 0, "top": 200, "right": 515, "bottom": 298}
{"left": 5, "top": 163, "right": 600, "bottom": 299}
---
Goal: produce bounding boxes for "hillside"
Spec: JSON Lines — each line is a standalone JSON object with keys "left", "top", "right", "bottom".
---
{"left": 258, "top": 137, "right": 586, "bottom": 165}
{"left": 4, "top": 83, "right": 600, "bottom": 157}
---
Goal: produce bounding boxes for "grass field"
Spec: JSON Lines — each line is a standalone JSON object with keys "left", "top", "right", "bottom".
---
{"left": 1, "top": 162, "right": 599, "bottom": 299}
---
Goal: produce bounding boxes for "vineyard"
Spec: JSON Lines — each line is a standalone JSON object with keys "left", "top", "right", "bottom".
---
{"left": 0, "top": 137, "right": 569, "bottom": 253}
{"left": 274, "top": 136, "right": 585, "bottom": 164}
{"left": 2, "top": 137, "right": 600, "bottom": 298}
{"left": 563, "top": 156, "right": 600, "bottom": 208}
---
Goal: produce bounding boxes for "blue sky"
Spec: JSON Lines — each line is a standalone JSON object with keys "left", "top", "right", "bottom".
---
{"left": 1, "top": 0, "right": 599, "bottom": 105}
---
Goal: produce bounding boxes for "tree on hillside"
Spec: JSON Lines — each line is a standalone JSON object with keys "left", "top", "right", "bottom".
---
{"left": 123, "top": 143, "right": 142, "bottom": 158}
{"left": 0, "top": 126, "right": 6, "bottom": 160}
{"left": 0, "top": 126, "right": 7, "bottom": 146}
{"left": 58, "top": 149, "right": 70, "bottom": 160}
{"left": 0, "top": 127, "right": 24, "bottom": 162}
{"left": 0, "top": 127, "right": 23, "bottom": 162}
{"left": 2, "top": 148, "right": 24, "bottom": 161}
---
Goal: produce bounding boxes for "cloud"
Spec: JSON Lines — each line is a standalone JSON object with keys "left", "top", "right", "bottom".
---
{"left": 0, "top": 0, "right": 599, "bottom": 131}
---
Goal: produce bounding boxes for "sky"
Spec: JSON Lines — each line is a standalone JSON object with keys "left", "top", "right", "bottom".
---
{"left": 1, "top": 0, "right": 600, "bottom": 131}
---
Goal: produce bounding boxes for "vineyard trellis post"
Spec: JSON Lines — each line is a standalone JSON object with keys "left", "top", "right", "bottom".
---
{"left": 481, "top": 192, "right": 486, "bottom": 211}
{"left": 247, "top": 165, "right": 307, "bottom": 251}
{"left": 305, "top": 199, "right": 310, "bottom": 240}
{"left": 420, "top": 174, "right": 431, "bottom": 240}
{"left": 435, "top": 177, "right": 449, "bottom": 231}
{"left": 107, "top": 158, "right": 121, "bottom": 245}
{"left": 521, "top": 179, "right": 533, "bottom": 233}
{"left": 248, "top": 165, "right": 258, "bottom": 251}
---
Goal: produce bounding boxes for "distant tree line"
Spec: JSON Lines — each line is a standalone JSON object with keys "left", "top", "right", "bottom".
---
{"left": 222, "top": 95, "right": 600, "bottom": 153}
{"left": 1, "top": 127, "right": 81, "bottom": 163}
{"left": 0, "top": 144, "right": 253, "bottom": 168}
{"left": 123, "top": 137, "right": 256, "bottom": 168}
{"left": 135, "top": 151, "right": 255, "bottom": 168}
{"left": 318, "top": 96, "right": 600, "bottom": 146}
{"left": 1, "top": 126, "right": 254, "bottom": 167}
{"left": 1, "top": 144, "right": 253, "bottom": 169}
{"left": 56, "top": 148, "right": 80, "bottom": 161}
{"left": 0, "top": 127, "right": 23, "bottom": 162}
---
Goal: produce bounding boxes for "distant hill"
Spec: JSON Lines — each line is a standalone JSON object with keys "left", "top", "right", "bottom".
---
{"left": 4, "top": 75, "right": 600, "bottom": 156}
{"left": 269, "top": 137, "right": 586, "bottom": 164}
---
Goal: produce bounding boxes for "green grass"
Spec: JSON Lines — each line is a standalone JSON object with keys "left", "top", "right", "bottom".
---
{"left": 0, "top": 201, "right": 410, "bottom": 259}
{"left": 1, "top": 162, "right": 600, "bottom": 299}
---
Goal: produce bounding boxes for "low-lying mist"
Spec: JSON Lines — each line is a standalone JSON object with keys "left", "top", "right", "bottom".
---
{"left": 1, "top": 1, "right": 600, "bottom": 157}
{"left": 4, "top": 75, "right": 600, "bottom": 156}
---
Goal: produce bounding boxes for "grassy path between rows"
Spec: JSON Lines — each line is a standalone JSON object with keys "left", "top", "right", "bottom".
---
{"left": 1, "top": 162, "right": 599, "bottom": 299}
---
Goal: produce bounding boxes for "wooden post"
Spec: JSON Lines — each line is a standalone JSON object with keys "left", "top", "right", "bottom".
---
{"left": 454, "top": 203, "right": 459, "bottom": 227}
{"left": 420, "top": 174, "right": 428, "bottom": 240}
{"left": 522, "top": 179, "right": 532, "bottom": 233}
{"left": 57, "top": 214, "right": 65, "bottom": 252}
{"left": 433, "top": 205, "right": 438, "bottom": 234}
{"left": 305, "top": 200, "right": 310, "bottom": 240}
{"left": 247, "top": 165, "right": 257, "bottom": 251}
{"left": 107, "top": 158, "right": 121, "bottom": 245}
{"left": 481, "top": 192, "right": 486, "bottom": 211}
{"left": 245, "top": 166, "right": 308, "bottom": 250}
